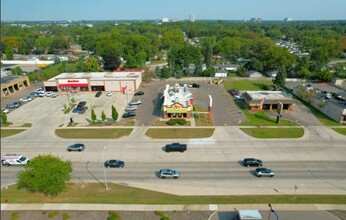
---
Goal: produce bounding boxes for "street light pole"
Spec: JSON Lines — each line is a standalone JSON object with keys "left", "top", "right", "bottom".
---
{"left": 268, "top": 204, "right": 279, "bottom": 220}
{"left": 102, "top": 146, "right": 108, "bottom": 190}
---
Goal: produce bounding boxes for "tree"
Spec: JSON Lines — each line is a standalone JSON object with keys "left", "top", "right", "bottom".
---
{"left": 111, "top": 105, "right": 118, "bottom": 122}
{"left": 84, "top": 57, "right": 102, "bottom": 72}
{"left": 273, "top": 66, "right": 286, "bottom": 89}
{"left": 4, "top": 46, "right": 14, "bottom": 60}
{"left": 101, "top": 110, "right": 106, "bottom": 122}
{"left": 91, "top": 109, "right": 97, "bottom": 122}
{"left": 17, "top": 154, "right": 72, "bottom": 197}
{"left": 1, "top": 111, "right": 8, "bottom": 124}
{"left": 204, "top": 43, "right": 212, "bottom": 67}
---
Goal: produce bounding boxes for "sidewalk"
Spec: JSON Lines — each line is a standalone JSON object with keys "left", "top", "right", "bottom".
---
{"left": 2, "top": 203, "right": 346, "bottom": 211}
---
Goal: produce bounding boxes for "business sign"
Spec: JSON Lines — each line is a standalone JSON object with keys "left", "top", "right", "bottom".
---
{"left": 58, "top": 79, "right": 88, "bottom": 87}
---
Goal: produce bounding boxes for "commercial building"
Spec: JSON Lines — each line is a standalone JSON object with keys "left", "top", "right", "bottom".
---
{"left": 162, "top": 84, "right": 193, "bottom": 119}
{"left": 1, "top": 75, "right": 30, "bottom": 98}
{"left": 43, "top": 70, "right": 143, "bottom": 93}
{"left": 242, "top": 91, "right": 294, "bottom": 112}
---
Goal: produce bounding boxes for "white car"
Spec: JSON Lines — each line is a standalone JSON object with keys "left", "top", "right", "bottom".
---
{"left": 106, "top": 91, "right": 113, "bottom": 97}
{"left": 37, "top": 91, "right": 46, "bottom": 97}
{"left": 45, "top": 91, "right": 53, "bottom": 97}
{"left": 125, "top": 105, "right": 137, "bottom": 111}
{"left": 129, "top": 99, "right": 142, "bottom": 105}
{"left": 50, "top": 92, "right": 59, "bottom": 98}
{"left": 2, "top": 108, "right": 10, "bottom": 114}
{"left": 20, "top": 96, "right": 32, "bottom": 102}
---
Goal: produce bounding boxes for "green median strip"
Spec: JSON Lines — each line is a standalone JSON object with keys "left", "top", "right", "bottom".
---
{"left": 55, "top": 128, "right": 133, "bottom": 139}
{"left": 240, "top": 128, "right": 304, "bottom": 138}
{"left": 1, "top": 183, "right": 345, "bottom": 204}
{"left": 145, "top": 128, "right": 215, "bottom": 139}
{"left": 1, "top": 129, "right": 27, "bottom": 138}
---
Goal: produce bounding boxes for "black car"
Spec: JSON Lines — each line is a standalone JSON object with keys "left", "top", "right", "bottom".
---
{"left": 243, "top": 158, "right": 263, "bottom": 167}
{"left": 66, "top": 143, "right": 85, "bottom": 152}
{"left": 134, "top": 91, "right": 144, "bottom": 96}
{"left": 122, "top": 112, "right": 136, "bottom": 118}
{"left": 104, "top": 159, "right": 125, "bottom": 168}
{"left": 164, "top": 143, "right": 187, "bottom": 152}
{"left": 95, "top": 91, "right": 102, "bottom": 97}
{"left": 77, "top": 101, "right": 86, "bottom": 107}
{"left": 189, "top": 83, "right": 200, "bottom": 88}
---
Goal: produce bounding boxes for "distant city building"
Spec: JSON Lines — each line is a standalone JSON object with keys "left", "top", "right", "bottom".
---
{"left": 250, "top": 18, "right": 262, "bottom": 23}
{"left": 189, "top": 14, "right": 195, "bottom": 22}
{"left": 162, "top": 17, "right": 169, "bottom": 23}
{"left": 284, "top": 17, "right": 293, "bottom": 22}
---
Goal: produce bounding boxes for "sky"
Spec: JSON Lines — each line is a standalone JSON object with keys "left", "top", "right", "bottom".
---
{"left": 1, "top": 0, "right": 346, "bottom": 21}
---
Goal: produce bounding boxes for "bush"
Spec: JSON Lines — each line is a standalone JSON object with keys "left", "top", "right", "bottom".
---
{"left": 62, "top": 213, "right": 70, "bottom": 220}
{"left": 48, "top": 211, "right": 59, "bottom": 218}
{"left": 154, "top": 211, "right": 165, "bottom": 217}
{"left": 108, "top": 211, "right": 120, "bottom": 220}
{"left": 166, "top": 119, "right": 177, "bottom": 125}
{"left": 176, "top": 119, "right": 187, "bottom": 125}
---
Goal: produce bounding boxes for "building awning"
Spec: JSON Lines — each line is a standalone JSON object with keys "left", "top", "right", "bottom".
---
{"left": 59, "top": 83, "right": 89, "bottom": 87}
{"left": 166, "top": 109, "right": 189, "bottom": 113}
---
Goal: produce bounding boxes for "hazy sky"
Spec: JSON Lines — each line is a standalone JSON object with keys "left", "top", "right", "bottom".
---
{"left": 1, "top": 0, "right": 346, "bottom": 21}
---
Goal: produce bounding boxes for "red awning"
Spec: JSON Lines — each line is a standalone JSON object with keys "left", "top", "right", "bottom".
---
{"left": 59, "top": 83, "right": 89, "bottom": 87}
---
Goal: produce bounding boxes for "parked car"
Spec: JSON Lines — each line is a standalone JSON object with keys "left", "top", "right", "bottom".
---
{"left": 106, "top": 91, "right": 113, "bottom": 97}
{"left": 134, "top": 91, "right": 144, "bottom": 96}
{"left": 104, "top": 159, "right": 125, "bottom": 168}
{"left": 158, "top": 168, "right": 180, "bottom": 179}
{"left": 6, "top": 102, "right": 21, "bottom": 109}
{"left": 2, "top": 108, "right": 10, "bottom": 114}
{"left": 243, "top": 158, "right": 263, "bottom": 167}
{"left": 189, "top": 83, "right": 200, "bottom": 88}
{"left": 164, "top": 143, "right": 187, "bottom": 152}
{"left": 73, "top": 106, "right": 88, "bottom": 114}
{"left": 50, "top": 92, "right": 59, "bottom": 98}
{"left": 95, "top": 91, "right": 102, "bottom": 97}
{"left": 122, "top": 112, "right": 136, "bottom": 118}
{"left": 20, "top": 96, "right": 32, "bottom": 102}
{"left": 77, "top": 101, "right": 86, "bottom": 107}
{"left": 45, "top": 91, "right": 53, "bottom": 97}
{"left": 254, "top": 168, "right": 275, "bottom": 177}
{"left": 66, "top": 143, "right": 85, "bottom": 152}
{"left": 129, "top": 99, "right": 142, "bottom": 105}
{"left": 30, "top": 92, "right": 39, "bottom": 97}
{"left": 227, "top": 89, "right": 239, "bottom": 96}
{"left": 37, "top": 91, "right": 46, "bottom": 97}
{"left": 125, "top": 105, "right": 137, "bottom": 111}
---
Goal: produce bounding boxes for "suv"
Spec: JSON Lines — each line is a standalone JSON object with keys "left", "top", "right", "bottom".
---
{"left": 254, "top": 168, "right": 275, "bottom": 177}
{"left": 164, "top": 143, "right": 187, "bottom": 152}
{"left": 2, "top": 154, "right": 30, "bottom": 166}
{"left": 6, "top": 102, "right": 21, "bottom": 109}
{"left": 243, "top": 158, "right": 263, "bottom": 167}
{"left": 158, "top": 169, "right": 180, "bottom": 179}
{"left": 189, "top": 83, "right": 200, "bottom": 88}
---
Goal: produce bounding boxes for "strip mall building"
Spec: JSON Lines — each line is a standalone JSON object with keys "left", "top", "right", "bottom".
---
{"left": 43, "top": 70, "right": 143, "bottom": 93}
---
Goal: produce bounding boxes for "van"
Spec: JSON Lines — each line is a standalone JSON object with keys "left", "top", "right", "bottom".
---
{"left": 235, "top": 210, "right": 262, "bottom": 220}
{"left": 1, "top": 154, "right": 30, "bottom": 166}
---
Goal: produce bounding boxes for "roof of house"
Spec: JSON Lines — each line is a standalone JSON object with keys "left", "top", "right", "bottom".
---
{"left": 243, "top": 91, "right": 293, "bottom": 104}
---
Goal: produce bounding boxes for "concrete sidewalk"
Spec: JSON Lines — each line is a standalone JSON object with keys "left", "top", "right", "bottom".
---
{"left": 1, "top": 203, "right": 346, "bottom": 211}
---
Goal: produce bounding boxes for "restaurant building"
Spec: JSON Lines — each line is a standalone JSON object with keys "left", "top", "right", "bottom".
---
{"left": 242, "top": 91, "right": 294, "bottom": 112}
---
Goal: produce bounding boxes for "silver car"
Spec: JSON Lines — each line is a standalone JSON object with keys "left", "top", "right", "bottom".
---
{"left": 129, "top": 99, "right": 142, "bottom": 105}
{"left": 254, "top": 168, "right": 275, "bottom": 177}
{"left": 125, "top": 105, "right": 137, "bottom": 111}
{"left": 66, "top": 143, "right": 85, "bottom": 152}
{"left": 158, "top": 169, "right": 180, "bottom": 179}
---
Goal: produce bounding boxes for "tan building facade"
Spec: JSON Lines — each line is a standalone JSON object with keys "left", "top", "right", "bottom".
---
{"left": 242, "top": 91, "right": 294, "bottom": 112}
{"left": 1, "top": 76, "right": 30, "bottom": 98}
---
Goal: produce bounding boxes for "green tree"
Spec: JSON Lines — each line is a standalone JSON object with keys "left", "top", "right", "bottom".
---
{"left": 101, "top": 110, "right": 106, "bottom": 122}
{"left": 161, "top": 29, "right": 184, "bottom": 50}
{"left": 273, "top": 66, "right": 286, "bottom": 89}
{"left": 91, "top": 109, "right": 97, "bottom": 122}
{"left": 1, "top": 110, "right": 8, "bottom": 124}
{"left": 84, "top": 57, "right": 102, "bottom": 72}
{"left": 11, "top": 66, "right": 22, "bottom": 75}
{"left": 111, "top": 105, "right": 118, "bottom": 122}
{"left": 17, "top": 154, "right": 72, "bottom": 197}
{"left": 59, "top": 61, "right": 67, "bottom": 73}
{"left": 35, "top": 36, "right": 51, "bottom": 53}
{"left": 204, "top": 43, "right": 212, "bottom": 67}
{"left": 4, "top": 46, "right": 14, "bottom": 60}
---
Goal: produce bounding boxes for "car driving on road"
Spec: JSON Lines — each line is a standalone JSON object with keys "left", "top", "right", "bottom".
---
{"left": 243, "top": 158, "right": 263, "bottom": 167}
{"left": 254, "top": 168, "right": 274, "bottom": 177}
{"left": 66, "top": 143, "right": 85, "bottom": 152}
{"left": 158, "top": 169, "right": 180, "bottom": 179}
{"left": 104, "top": 159, "right": 125, "bottom": 168}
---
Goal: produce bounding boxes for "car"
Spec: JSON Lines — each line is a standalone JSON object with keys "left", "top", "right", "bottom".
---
{"left": 50, "top": 92, "right": 59, "bottom": 98}
{"left": 20, "top": 96, "right": 32, "bottom": 102}
{"left": 189, "top": 83, "right": 200, "bottom": 88}
{"left": 6, "top": 102, "right": 21, "bottom": 109}
{"left": 77, "top": 101, "right": 86, "bottom": 107}
{"left": 2, "top": 108, "right": 10, "bottom": 114}
{"left": 73, "top": 106, "right": 88, "bottom": 114}
{"left": 106, "top": 91, "right": 113, "bottom": 96}
{"left": 36, "top": 87, "right": 44, "bottom": 92}
{"left": 134, "top": 91, "right": 144, "bottom": 96}
{"left": 66, "top": 143, "right": 85, "bottom": 152}
{"left": 30, "top": 92, "right": 39, "bottom": 97}
{"left": 164, "top": 143, "right": 187, "bottom": 152}
{"left": 129, "top": 99, "right": 142, "bottom": 105}
{"left": 122, "top": 112, "right": 136, "bottom": 118}
{"left": 254, "top": 168, "right": 275, "bottom": 177}
{"left": 234, "top": 94, "right": 243, "bottom": 100}
{"left": 158, "top": 169, "right": 180, "bottom": 179}
{"left": 125, "top": 105, "right": 137, "bottom": 111}
{"left": 45, "top": 91, "right": 53, "bottom": 97}
{"left": 95, "top": 91, "right": 102, "bottom": 97}
{"left": 104, "top": 159, "right": 125, "bottom": 168}
{"left": 227, "top": 89, "right": 239, "bottom": 96}
{"left": 243, "top": 158, "right": 263, "bottom": 167}
{"left": 37, "top": 91, "right": 46, "bottom": 97}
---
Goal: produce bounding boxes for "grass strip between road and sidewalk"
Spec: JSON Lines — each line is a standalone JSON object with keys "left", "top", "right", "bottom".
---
{"left": 1, "top": 183, "right": 346, "bottom": 204}
{"left": 55, "top": 128, "right": 133, "bottom": 139}
{"left": 1, "top": 129, "right": 27, "bottom": 138}
{"left": 145, "top": 128, "right": 215, "bottom": 139}
{"left": 332, "top": 128, "right": 346, "bottom": 135}
{"left": 240, "top": 128, "right": 304, "bottom": 138}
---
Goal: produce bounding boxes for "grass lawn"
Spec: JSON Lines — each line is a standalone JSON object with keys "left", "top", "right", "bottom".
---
{"left": 240, "top": 128, "right": 304, "bottom": 138}
{"left": 333, "top": 128, "right": 346, "bottom": 135}
{"left": 55, "top": 128, "right": 133, "bottom": 139}
{"left": 1, "top": 129, "right": 27, "bottom": 138}
{"left": 153, "top": 120, "right": 191, "bottom": 126}
{"left": 194, "top": 113, "right": 214, "bottom": 126}
{"left": 1, "top": 183, "right": 345, "bottom": 204}
{"left": 223, "top": 80, "right": 273, "bottom": 91}
{"left": 146, "top": 128, "right": 214, "bottom": 139}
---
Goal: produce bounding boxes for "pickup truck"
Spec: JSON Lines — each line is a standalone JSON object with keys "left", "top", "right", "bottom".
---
{"left": 164, "top": 143, "right": 187, "bottom": 152}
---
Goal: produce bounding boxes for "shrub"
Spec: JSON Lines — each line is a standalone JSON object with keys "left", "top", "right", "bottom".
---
{"left": 166, "top": 119, "right": 177, "bottom": 125}
{"left": 48, "top": 211, "right": 59, "bottom": 218}
{"left": 108, "top": 211, "right": 120, "bottom": 220}
{"left": 154, "top": 211, "right": 165, "bottom": 217}
{"left": 176, "top": 119, "right": 187, "bottom": 125}
{"left": 11, "top": 211, "right": 19, "bottom": 220}
{"left": 62, "top": 213, "right": 70, "bottom": 220}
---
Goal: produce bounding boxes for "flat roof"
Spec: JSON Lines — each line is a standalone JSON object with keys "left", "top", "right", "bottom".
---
{"left": 47, "top": 71, "right": 142, "bottom": 81}
{"left": 245, "top": 91, "right": 292, "bottom": 100}
{"left": 1, "top": 75, "right": 27, "bottom": 85}
{"left": 163, "top": 84, "right": 192, "bottom": 107}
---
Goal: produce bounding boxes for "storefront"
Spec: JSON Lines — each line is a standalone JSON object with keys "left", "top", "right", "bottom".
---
{"left": 162, "top": 84, "right": 193, "bottom": 119}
